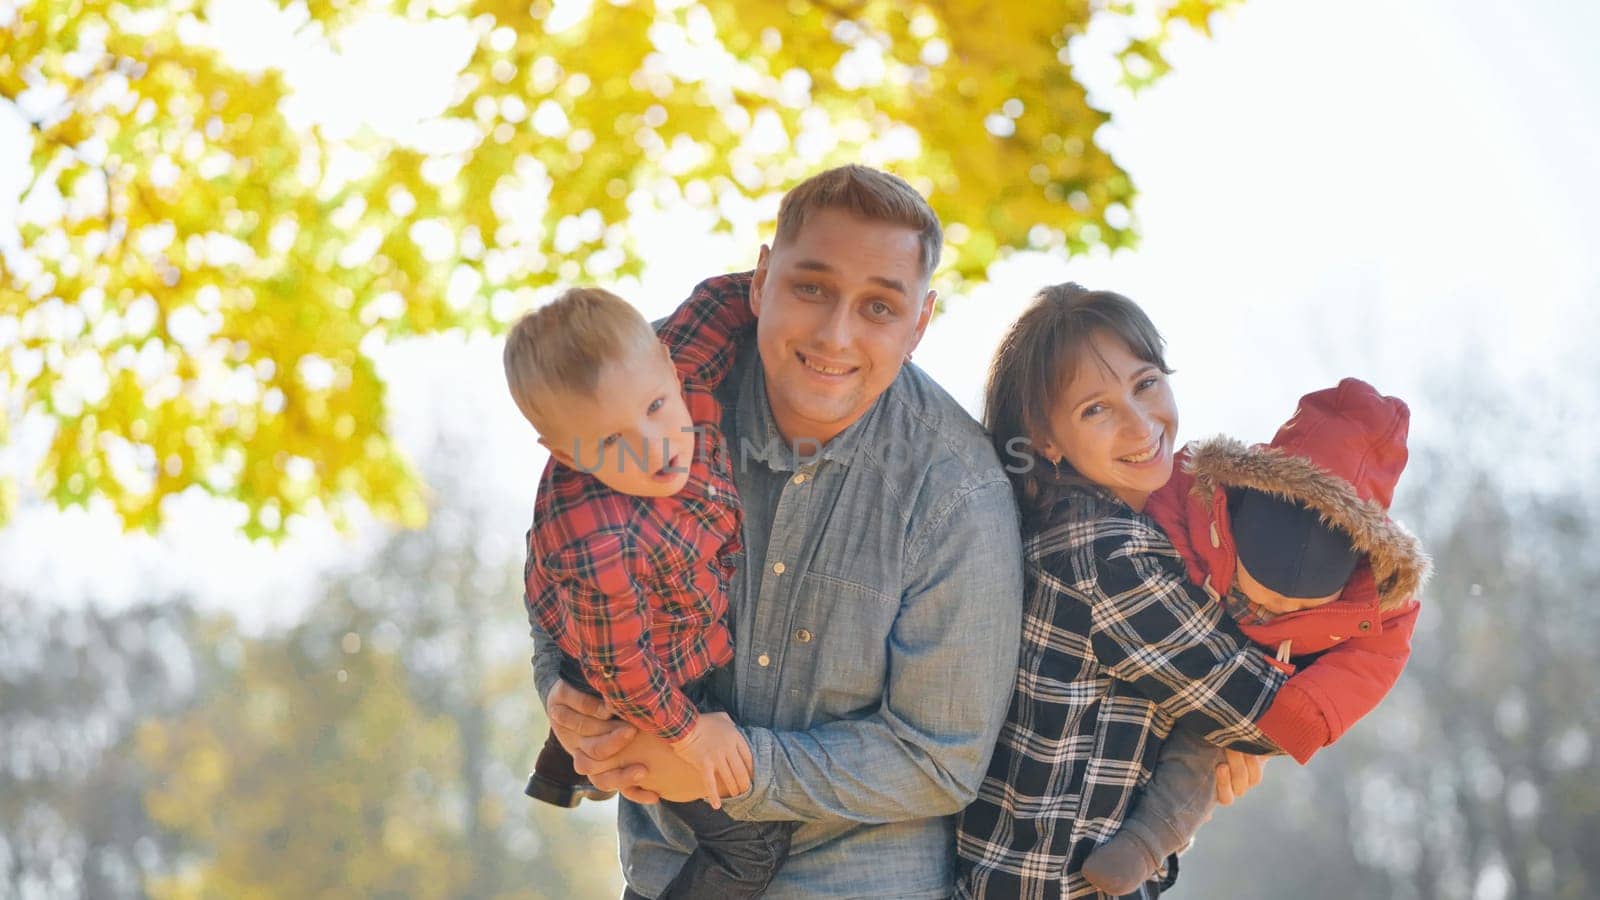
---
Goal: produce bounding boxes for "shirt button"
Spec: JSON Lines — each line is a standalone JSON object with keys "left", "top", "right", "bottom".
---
{"left": 795, "top": 629, "right": 812, "bottom": 643}
{"left": 773, "top": 562, "right": 786, "bottom": 575}
{"left": 757, "top": 653, "right": 771, "bottom": 667}
{"left": 1358, "top": 620, "right": 1373, "bottom": 632}
{"left": 792, "top": 473, "right": 807, "bottom": 485}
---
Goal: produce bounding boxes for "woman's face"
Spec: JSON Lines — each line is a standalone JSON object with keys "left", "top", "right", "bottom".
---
{"left": 1037, "top": 330, "right": 1178, "bottom": 512}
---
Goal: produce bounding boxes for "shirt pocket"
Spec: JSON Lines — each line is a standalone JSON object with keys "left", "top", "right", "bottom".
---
{"left": 792, "top": 571, "right": 898, "bottom": 716}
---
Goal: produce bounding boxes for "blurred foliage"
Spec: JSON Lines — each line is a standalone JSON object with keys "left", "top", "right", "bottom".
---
{"left": 133, "top": 436, "right": 622, "bottom": 898}
{"left": 0, "top": 595, "right": 203, "bottom": 897}
{"left": 0, "top": 435, "right": 623, "bottom": 898}
{"left": 0, "top": 0, "right": 1240, "bottom": 537}
{"left": 136, "top": 614, "right": 477, "bottom": 898}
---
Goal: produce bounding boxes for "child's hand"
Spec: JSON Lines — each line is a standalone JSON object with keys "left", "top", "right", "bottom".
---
{"left": 1215, "top": 749, "right": 1267, "bottom": 805}
{"left": 669, "top": 712, "right": 753, "bottom": 809}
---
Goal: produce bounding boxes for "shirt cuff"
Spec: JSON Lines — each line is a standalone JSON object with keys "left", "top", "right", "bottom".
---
{"left": 658, "top": 706, "right": 700, "bottom": 744}
{"left": 533, "top": 659, "right": 561, "bottom": 711}
{"left": 717, "top": 725, "right": 772, "bottom": 820}
{"left": 1256, "top": 682, "right": 1331, "bottom": 765}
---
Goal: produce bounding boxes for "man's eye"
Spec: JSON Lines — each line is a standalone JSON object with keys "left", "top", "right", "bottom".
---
{"left": 601, "top": 434, "right": 621, "bottom": 447}
{"left": 795, "top": 283, "right": 821, "bottom": 297}
{"left": 868, "top": 300, "right": 893, "bottom": 318}
{"left": 647, "top": 397, "right": 664, "bottom": 414}
{"left": 1080, "top": 404, "right": 1105, "bottom": 419}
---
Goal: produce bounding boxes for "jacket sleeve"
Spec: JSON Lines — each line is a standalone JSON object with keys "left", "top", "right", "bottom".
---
{"left": 1085, "top": 519, "right": 1287, "bottom": 754}
{"left": 654, "top": 272, "right": 756, "bottom": 390}
{"left": 1256, "top": 598, "right": 1420, "bottom": 763}
{"left": 547, "top": 532, "right": 700, "bottom": 743}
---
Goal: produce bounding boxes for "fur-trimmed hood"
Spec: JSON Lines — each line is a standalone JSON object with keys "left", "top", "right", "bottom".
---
{"left": 1186, "top": 435, "right": 1431, "bottom": 611}
{"left": 1151, "top": 379, "right": 1430, "bottom": 613}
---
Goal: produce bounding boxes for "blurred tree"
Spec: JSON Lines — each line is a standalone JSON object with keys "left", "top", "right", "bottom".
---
{"left": 136, "top": 608, "right": 477, "bottom": 899}
{"left": 0, "top": 596, "right": 205, "bottom": 897}
{"left": 1, "top": 0, "right": 1241, "bottom": 537}
{"left": 133, "top": 426, "right": 622, "bottom": 899}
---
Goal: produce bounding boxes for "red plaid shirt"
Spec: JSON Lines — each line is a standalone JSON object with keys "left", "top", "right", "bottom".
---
{"left": 523, "top": 273, "right": 754, "bottom": 742}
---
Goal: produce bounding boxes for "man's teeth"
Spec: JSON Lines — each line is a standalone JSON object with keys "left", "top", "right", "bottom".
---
{"left": 1119, "top": 443, "right": 1161, "bottom": 463}
{"left": 801, "top": 355, "right": 851, "bottom": 375}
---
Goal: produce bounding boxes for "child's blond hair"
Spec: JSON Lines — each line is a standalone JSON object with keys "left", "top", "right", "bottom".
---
{"left": 502, "top": 287, "right": 659, "bottom": 432}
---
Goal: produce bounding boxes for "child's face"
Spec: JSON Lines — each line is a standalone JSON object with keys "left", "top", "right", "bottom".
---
{"left": 1036, "top": 330, "right": 1178, "bottom": 512}
{"left": 1234, "top": 558, "right": 1344, "bottom": 615}
{"left": 539, "top": 341, "right": 698, "bottom": 498}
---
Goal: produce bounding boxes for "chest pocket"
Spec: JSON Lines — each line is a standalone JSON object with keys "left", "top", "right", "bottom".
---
{"left": 788, "top": 572, "right": 898, "bottom": 717}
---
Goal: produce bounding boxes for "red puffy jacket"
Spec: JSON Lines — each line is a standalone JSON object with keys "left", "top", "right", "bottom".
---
{"left": 1145, "top": 378, "right": 1431, "bottom": 763}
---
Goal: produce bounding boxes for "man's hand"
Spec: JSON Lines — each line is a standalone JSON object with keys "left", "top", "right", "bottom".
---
{"left": 1214, "top": 749, "right": 1267, "bottom": 805}
{"left": 546, "top": 679, "right": 636, "bottom": 762}
{"left": 669, "top": 713, "right": 754, "bottom": 809}
{"left": 574, "top": 727, "right": 746, "bottom": 805}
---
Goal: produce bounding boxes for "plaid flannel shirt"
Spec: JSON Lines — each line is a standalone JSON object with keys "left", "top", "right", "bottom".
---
{"left": 956, "top": 486, "right": 1288, "bottom": 899}
{"left": 523, "top": 275, "right": 754, "bottom": 742}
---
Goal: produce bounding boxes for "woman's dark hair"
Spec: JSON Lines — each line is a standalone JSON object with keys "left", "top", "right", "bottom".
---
{"left": 984, "top": 283, "right": 1174, "bottom": 525}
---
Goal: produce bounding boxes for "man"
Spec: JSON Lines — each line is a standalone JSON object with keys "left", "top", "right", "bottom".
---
{"left": 529, "top": 165, "right": 1025, "bottom": 898}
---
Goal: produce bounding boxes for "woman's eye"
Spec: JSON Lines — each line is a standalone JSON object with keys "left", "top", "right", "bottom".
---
{"left": 647, "top": 397, "right": 664, "bottom": 414}
{"left": 1136, "top": 375, "right": 1160, "bottom": 392}
{"left": 601, "top": 433, "right": 621, "bottom": 447}
{"left": 1080, "top": 403, "right": 1105, "bottom": 419}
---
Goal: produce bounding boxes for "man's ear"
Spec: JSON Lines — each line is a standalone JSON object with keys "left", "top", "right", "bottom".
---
{"left": 907, "top": 287, "right": 938, "bottom": 352}
{"left": 750, "top": 244, "right": 772, "bottom": 316}
{"left": 538, "top": 435, "right": 576, "bottom": 469}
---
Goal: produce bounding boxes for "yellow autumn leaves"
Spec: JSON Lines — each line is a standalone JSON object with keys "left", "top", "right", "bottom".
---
{"left": 1, "top": 0, "right": 1238, "bottom": 537}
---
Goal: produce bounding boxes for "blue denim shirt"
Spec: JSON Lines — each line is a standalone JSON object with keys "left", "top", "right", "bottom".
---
{"left": 533, "top": 339, "right": 1024, "bottom": 899}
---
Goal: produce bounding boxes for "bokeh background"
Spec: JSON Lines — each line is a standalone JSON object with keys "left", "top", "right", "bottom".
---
{"left": 3, "top": 0, "right": 1597, "bottom": 897}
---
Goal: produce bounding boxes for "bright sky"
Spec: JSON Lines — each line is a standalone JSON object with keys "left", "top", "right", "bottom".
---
{"left": 2, "top": 0, "right": 1596, "bottom": 625}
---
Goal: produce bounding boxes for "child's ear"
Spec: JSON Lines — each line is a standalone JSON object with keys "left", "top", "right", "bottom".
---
{"left": 658, "top": 341, "right": 683, "bottom": 384}
{"left": 539, "top": 435, "right": 576, "bottom": 468}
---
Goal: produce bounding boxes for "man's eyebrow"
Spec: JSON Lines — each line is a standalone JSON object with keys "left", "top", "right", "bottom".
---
{"left": 869, "top": 275, "right": 908, "bottom": 297}
{"left": 792, "top": 259, "right": 908, "bottom": 298}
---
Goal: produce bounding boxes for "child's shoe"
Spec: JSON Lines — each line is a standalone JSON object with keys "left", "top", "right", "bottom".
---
{"left": 525, "top": 730, "right": 616, "bottom": 808}
{"left": 1082, "top": 829, "right": 1162, "bottom": 896}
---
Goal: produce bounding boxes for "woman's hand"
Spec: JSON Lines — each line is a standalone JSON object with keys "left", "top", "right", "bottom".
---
{"left": 1214, "top": 749, "right": 1267, "bottom": 805}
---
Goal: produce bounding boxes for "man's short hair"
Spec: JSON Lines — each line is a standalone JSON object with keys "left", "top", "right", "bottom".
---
{"left": 502, "top": 287, "right": 658, "bottom": 431}
{"left": 775, "top": 165, "right": 943, "bottom": 282}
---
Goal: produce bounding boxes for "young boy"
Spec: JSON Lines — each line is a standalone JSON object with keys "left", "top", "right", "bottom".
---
{"left": 1082, "top": 378, "right": 1431, "bottom": 895}
{"left": 505, "top": 283, "right": 797, "bottom": 899}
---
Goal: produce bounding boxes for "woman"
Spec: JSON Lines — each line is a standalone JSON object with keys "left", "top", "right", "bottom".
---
{"left": 955, "top": 284, "right": 1285, "bottom": 898}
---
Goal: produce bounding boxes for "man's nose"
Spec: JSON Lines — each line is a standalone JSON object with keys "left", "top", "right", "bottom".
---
{"left": 812, "top": 300, "right": 853, "bottom": 351}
